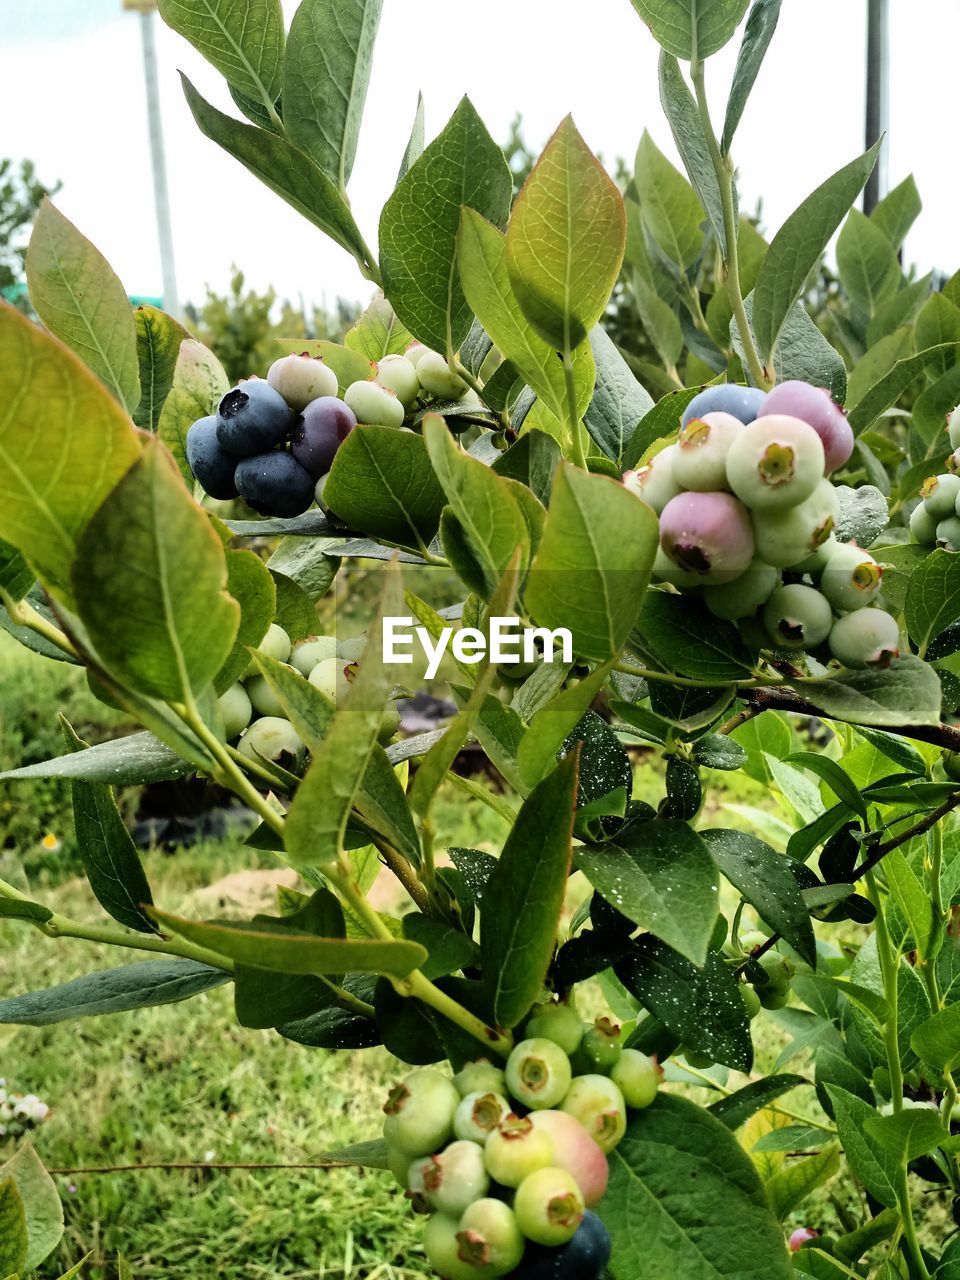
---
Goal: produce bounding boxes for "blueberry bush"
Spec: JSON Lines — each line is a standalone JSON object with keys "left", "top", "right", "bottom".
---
{"left": 1, "top": 2, "right": 960, "bottom": 1278}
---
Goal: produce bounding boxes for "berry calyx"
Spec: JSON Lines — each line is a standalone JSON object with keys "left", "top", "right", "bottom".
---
{"left": 504, "top": 1038, "right": 573, "bottom": 1110}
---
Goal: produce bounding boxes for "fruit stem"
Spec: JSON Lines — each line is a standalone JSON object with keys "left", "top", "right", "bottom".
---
{"left": 0, "top": 587, "right": 79, "bottom": 659}
{"left": 451, "top": 357, "right": 514, "bottom": 435}
{"left": 689, "top": 59, "right": 773, "bottom": 392}
{"left": 37, "top": 910, "right": 235, "bottom": 973}
{"left": 372, "top": 836, "right": 431, "bottom": 914}
{"left": 563, "top": 351, "right": 588, "bottom": 470}
{"left": 180, "top": 698, "right": 287, "bottom": 839}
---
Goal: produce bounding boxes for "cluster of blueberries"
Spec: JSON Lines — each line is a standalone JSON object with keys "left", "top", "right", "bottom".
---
{"left": 185, "top": 346, "right": 472, "bottom": 518}
{"left": 383, "top": 1000, "right": 665, "bottom": 1279}
{"left": 0, "top": 1078, "right": 50, "bottom": 1139}
{"left": 909, "top": 402, "right": 960, "bottom": 549}
{"left": 217, "top": 624, "right": 398, "bottom": 772}
{"left": 623, "top": 379, "right": 901, "bottom": 670}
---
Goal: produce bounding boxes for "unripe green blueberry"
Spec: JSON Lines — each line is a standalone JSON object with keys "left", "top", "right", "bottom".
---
{"left": 653, "top": 545, "right": 703, "bottom": 589}
{"left": 622, "top": 444, "right": 682, "bottom": 514}
{"left": 514, "top": 1167, "right": 585, "bottom": 1247}
{"left": 909, "top": 502, "right": 938, "bottom": 545}
{"left": 375, "top": 353, "right": 420, "bottom": 408}
{"left": 819, "top": 543, "right": 882, "bottom": 612}
{"left": 581, "top": 1017, "right": 623, "bottom": 1073}
{"left": 758, "top": 987, "right": 789, "bottom": 1011}
{"left": 382, "top": 1068, "right": 459, "bottom": 1157}
{"left": 505, "top": 1038, "right": 573, "bottom": 1110}
{"left": 789, "top": 532, "right": 838, "bottom": 574}
{"left": 246, "top": 665, "right": 300, "bottom": 717}
{"left": 404, "top": 342, "right": 429, "bottom": 367}
{"left": 308, "top": 656, "right": 349, "bottom": 703}
{"left": 920, "top": 472, "right": 960, "bottom": 520}
{"left": 740, "top": 983, "right": 762, "bottom": 1020}
{"left": 681, "top": 1046, "right": 715, "bottom": 1070}
{"left": 337, "top": 635, "right": 366, "bottom": 662}
{"left": 525, "top": 1002, "right": 584, "bottom": 1056}
{"left": 422, "top": 1214, "right": 478, "bottom": 1280}
{"left": 938, "top": 515, "right": 960, "bottom": 551}
{"left": 752, "top": 480, "right": 838, "bottom": 568}
{"left": 218, "top": 682, "right": 252, "bottom": 739}
{"left": 237, "top": 716, "right": 307, "bottom": 773}
{"left": 943, "top": 751, "right": 960, "bottom": 783}
{"left": 344, "top": 379, "right": 405, "bottom": 428}
{"left": 483, "top": 1113, "right": 555, "bottom": 1187}
{"left": 266, "top": 352, "right": 339, "bottom": 411}
{"left": 417, "top": 350, "right": 468, "bottom": 399}
{"left": 703, "top": 559, "right": 779, "bottom": 620}
{"left": 453, "top": 1060, "right": 506, "bottom": 1099}
{"left": 673, "top": 411, "right": 743, "bottom": 491}
{"left": 249, "top": 623, "right": 292, "bottom": 669}
{"left": 949, "top": 404, "right": 960, "bottom": 450}
{"left": 659, "top": 491, "right": 755, "bottom": 584}
{"left": 289, "top": 635, "right": 337, "bottom": 676}
{"left": 457, "top": 1199, "right": 525, "bottom": 1276}
{"left": 828, "top": 608, "right": 900, "bottom": 669}
{"left": 453, "top": 1092, "right": 510, "bottom": 1144}
{"left": 528, "top": 1110, "right": 609, "bottom": 1208}
{"left": 763, "top": 583, "right": 833, "bottom": 650}
{"left": 610, "top": 1049, "right": 661, "bottom": 1109}
{"left": 559, "top": 1075, "right": 627, "bottom": 1153}
{"left": 948, "top": 449, "right": 960, "bottom": 475}
{"left": 411, "top": 1141, "right": 490, "bottom": 1217}
{"left": 755, "top": 951, "right": 792, "bottom": 995}
{"left": 725, "top": 414, "right": 825, "bottom": 511}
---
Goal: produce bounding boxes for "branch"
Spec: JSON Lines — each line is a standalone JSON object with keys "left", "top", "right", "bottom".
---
{"left": 47, "top": 1160, "right": 359, "bottom": 1176}
{"left": 742, "top": 685, "right": 960, "bottom": 754}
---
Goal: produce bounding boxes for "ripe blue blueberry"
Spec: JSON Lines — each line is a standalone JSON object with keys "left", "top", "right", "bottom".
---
{"left": 681, "top": 384, "right": 765, "bottom": 428}
{"left": 522, "top": 1210, "right": 613, "bottom": 1280}
{"left": 235, "top": 450, "right": 316, "bottom": 517}
{"left": 290, "top": 396, "right": 357, "bottom": 480}
{"left": 185, "top": 415, "right": 239, "bottom": 499}
{"left": 216, "top": 380, "right": 293, "bottom": 455}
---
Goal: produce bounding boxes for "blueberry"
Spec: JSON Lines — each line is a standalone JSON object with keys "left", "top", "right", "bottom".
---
{"left": 185, "top": 415, "right": 239, "bottom": 499}
{"left": 216, "top": 380, "right": 293, "bottom": 456}
{"left": 234, "top": 451, "right": 315, "bottom": 517}
{"left": 681, "top": 384, "right": 766, "bottom": 428}
{"left": 519, "top": 1211, "right": 613, "bottom": 1279}
{"left": 290, "top": 396, "right": 357, "bottom": 479}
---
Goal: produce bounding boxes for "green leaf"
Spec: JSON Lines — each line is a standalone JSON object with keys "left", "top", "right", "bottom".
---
{"left": 691, "top": 734, "right": 747, "bottom": 770}
{"left": 344, "top": 295, "right": 411, "bottom": 362}
{"left": 380, "top": 96, "right": 511, "bottom": 354}
{"left": 0, "top": 1179, "right": 27, "bottom": 1278}
{"left": 638, "top": 593, "right": 752, "bottom": 681}
{"left": 526, "top": 463, "right": 658, "bottom": 661}
{"left": 750, "top": 1124, "right": 826, "bottom": 1153}
{"left": 0, "top": 300, "right": 142, "bottom": 602}
{"left": 784, "top": 751, "right": 867, "bottom": 821}
{"left": 633, "top": 276, "right": 684, "bottom": 369}
{"left": 627, "top": 0, "right": 751, "bottom": 59}
{"left": 702, "top": 829, "right": 816, "bottom": 966}
{"left": 916, "top": 294, "right": 960, "bottom": 378}
{"left": 721, "top": 0, "right": 782, "bottom": 154}
{"left": 836, "top": 210, "right": 901, "bottom": 315}
{"left": 751, "top": 141, "right": 881, "bottom": 362}
{"left": 884, "top": 848, "right": 935, "bottom": 956}
{"left": 580, "top": 820, "right": 719, "bottom": 964}
{"left": 398, "top": 91, "right": 425, "bottom": 182}
{"left": 215, "top": 548, "right": 276, "bottom": 693}
{"left": 733, "top": 294, "right": 847, "bottom": 402}
{"left": 0, "top": 539, "right": 33, "bottom": 603}
{"left": 864, "top": 1109, "right": 950, "bottom": 1164}
{"left": 157, "top": 337, "right": 230, "bottom": 487}
{"left": 0, "top": 730, "right": 189, "bottom": 786}
{"left": 616, "top": 937, "right": 753, "bottom": 1071}
{"left": 324, "top": 425, "right": 446, "bottom": 551}
{"left": 481, "top": 754, "right": 577, "bottom": 1028}
{"left": 271, "top": 570, "right": 315, "bottom": 643}
{"left": 583, "top": 325, "right": 655, "bottom": 464}
{"left": 506, "top": 116, "right": 625, "bottom": 351}
{"left": 25, "top": 200, "right": 140, "bottom": 413}
{"left": 633, "top": 132, "right": 704, "bottom": 272}
{"left": 283, "top": 0, "right": 382, "bottom": 187}
{"left": 799, "top": 656, "right": 942, "bottom": 727}
{"left": 267, "top": 537, "right": 338, "bottom": 604}
{"left": 622, "top": 387, "right": 700, "bottom": 469}
{"left": 153, "top": 909, "right": 425, "bottom": 979}
{"left": 824, "top": 1085, "right": 898, "bottom": 1207}
{"left": 72, "top": 437, "right": 240, "bottom": 702}
{"left": 911, "top": 1002, "right": 960, "bottom": 1072}
{"left": 765, "top": 1143, "right": 840, "bottom": 1220}
{"left": 603, "top": 1093, "right": 791, "bottom": 1280}
{"left": 847, "top": 343, "right": 960, "bottom": 433}
{"left": 0, "top": 1146, "right": 63, "bottom": 1272}
{"left": 157, "top": 0, "right": 284, "bottom": 105}
{"left": 181, "top": 76, "right": 374, "bottom": 272}
{"left": 492, "top": 431, "right": 561, "bottom": 506}
{"left": 132, "top": 305, "right": 191, "bottom": 433}
{"left": 517, "top": 660, "right": 613, "bottom": 789}
{"left": 61, "top": 718, "right": 156, "bottom": 935}
{"left": 706, "top": 1074, "right": 808, "bottom": 1130}
{"left": 0, "top": 960, "right": 228, "bottom": 1026}
{"left": 657, "top": 54, "right": 724, "bottom": 245}
{"left": 870, "top": 174, "right": 922, "bottom": 251}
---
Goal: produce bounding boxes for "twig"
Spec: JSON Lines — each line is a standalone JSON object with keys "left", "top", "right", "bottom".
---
{"left": 717, "top": 704, "right": 760, "bottom": 737}
{"left": 743, "top": 685, "right": 960, "bottom": 754}
{"left": 47, "top": 1161, "right": 359, "bottom": 1175}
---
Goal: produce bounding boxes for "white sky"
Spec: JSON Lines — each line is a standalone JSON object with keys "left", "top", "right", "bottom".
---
{"left": 3, "top": 1, "right": 957, "bottom": 316}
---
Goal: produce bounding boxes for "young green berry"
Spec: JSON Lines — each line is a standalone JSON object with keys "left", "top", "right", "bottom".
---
{"left": 673, "top": 411, "right": 743, "bottom": 492}
{"left": 410, "top": 1141, "right": 490, "bottom": 1217}
{"left": 453, "top": 1060, "right": 506, "bottom": 1099}
{"left": 216, "top": 380, "right": 293, "bottom": 455}
{"left": 525, "top": 1002, "right": 584, "bottom": 1056}
{"left": 659, "top": 491, "right": 755, "bottom": 584}
{"left": 289, "top": 635, "right": 337, "bottom": 676}
{"left": 253, "top": 623, "right": 292, "bottom": 665}
{"left": 483, "top": 1114, "right": 555, "bottom": 1188}
{"left": 819, "top": 543, "right": 882, "bottom": 612}
{"left": 763, "top": 583, "right": 833, "bottom": 650}
{"left": 754, "top": 951, "right": 792, "bottom": 996}
{"left": 703, "top": 559, "right": 779, "bottom": 621}
{"left": 725, "top": 414, "right": 825, "bottom": 511}
{"left": 789, "top": 532, "right": 838, "bottom": 574}
{"left": 948, "top": 404, "right": 960, "bottom": 450}
{"left": 267, "top": 352, "right": 339, "bottom": 410}
{"left": 378, "top": 702, "right": 400, "bottom": 744}
{"left": 456, "top": 1199, "right": 525, "bottom": 1276}
{"left": 622, "top": 444, "right": 681, "bottom": 514}
{"left": 920, "top": 473, "right": 960, "bottom": 520}
{"left": 943, "top": 751, "right": 960, "bottom": 783}
{"left": 514, "top": 1167, "right": 585, "bottom": 1247}
{"left": 523, "top": 1210, "right": 613, "bottom": 1280}
{"left": 217, "top": 682, "right": 252, "bottom": 739}
{"left": 453, "top": 1092, "right": 510, "bottom": 1144}
{"left": 910, "top": 502, "right": 938, "bottom": 546}
{"left": 752, "top": 480, "right": 838, "bottom": 568}
{"left": 246, "top": 665, "right": 302, "bottom": 717}
{"left": 422, "top": 1214, "right": 478, "bottom": 1280}
{"left": 828, "top": 608, "right": 900, "bottom": 669}
{"left": 681, "top": 384, "right": 765, "bottom": 427}
{"left": 610, "top": 1049, "right": 661, "bottom": 1109}
{"left": 382, "top": 1068, "right": 459, "bottom": 1157}
{"left": 760, "top": 380, "right": 854, "bottom": 473}
{"left": 740, "top": 983, "right": 762, "bottom": 1020}
{"left": 581, "top": 1017, "right": 623, "bottom": 1073}
{"left": 308, "top": 656, "right": 348, "bottom": 703}
{"left": 344, "top": 379, "right": 405, "bottom": 428}
{"left": 527, "top": 1111, "right": 609, "bottom": 1208}
{"left": 505, "top": 1038, "right": 573, "bottom": 1110}
{"left": 653, "top": 545, "right": 704, "bottom": 589}
{"left": 375, "top": 353, "right": 420, "bottom": 408}
{"left": 559, "top": 1075, "right": 627, "bottom": 1153}
{"left": 938, "top": 515, "right": 960, "bottom": 551}
{"left": 237, "top": 716, "right": 307, "bottom": 773}
{"left": 417, "top": 350, "right": 468, "bottom": 399}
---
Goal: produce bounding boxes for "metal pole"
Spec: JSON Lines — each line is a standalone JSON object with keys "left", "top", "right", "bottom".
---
{"left": 864, "top": 0, "right": 889, "bottom": 214}
{"left": 139, "top": 9, "right": 181, "bottom": 316}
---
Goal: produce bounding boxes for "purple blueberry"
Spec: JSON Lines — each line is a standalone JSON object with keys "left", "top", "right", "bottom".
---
{"left": 759, "top": 381, "right": 854, "bottom": 473}
{"left": 216, "top": 379, "right": 293, "bottom": 456}
{"left": 234, "top": 450, "right": 315, "bottom": 517}
{"left": 518, "top": 1210, "right": 612, "bottom": 1279}
{"left": 185, "top": 415, "right": 239, "bottom": 499}
{"left": 659, "top": 491, "right": 755, "bottom": 584}
{"left": 681, "top": 384, "right": 765, "bottom": 428}
{"left": 289, "top": 396, "right": 357, "bottom": 480}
